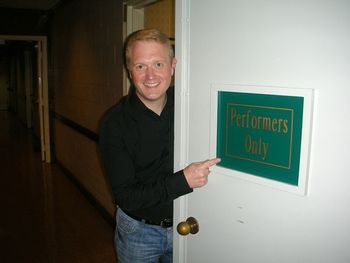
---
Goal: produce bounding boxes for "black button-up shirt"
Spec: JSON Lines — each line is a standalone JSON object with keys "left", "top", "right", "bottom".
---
{"left": 99, "top": 87, "right": 192, "bottom": 222}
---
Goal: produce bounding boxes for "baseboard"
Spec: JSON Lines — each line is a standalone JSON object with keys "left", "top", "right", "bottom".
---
{"left": 55, "top": 160, "right": 115, "bottom": 227}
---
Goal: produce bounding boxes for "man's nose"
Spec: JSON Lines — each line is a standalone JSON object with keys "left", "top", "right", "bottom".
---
{"left": 145, "top": 66, "right": 155, "bottom": 79}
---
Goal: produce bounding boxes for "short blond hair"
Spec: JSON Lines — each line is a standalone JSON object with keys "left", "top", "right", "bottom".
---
{"left": 125, "top": 29, "right": 174, "bottom": 68}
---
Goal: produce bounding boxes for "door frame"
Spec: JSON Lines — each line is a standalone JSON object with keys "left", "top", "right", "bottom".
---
{"left": 123, "top": 0, "right": 188, "bottom": 261}
{"left": 173, "top": 0, "right": 191, "bottom": 262}
{"left": 24, "top": 50, "right": 33, "bottom": 129}
{"left": 123, "top": 1, "right": 145, "bottom": 95}
{"left": 0, "top": 35, "right": 51, "bottom": 163}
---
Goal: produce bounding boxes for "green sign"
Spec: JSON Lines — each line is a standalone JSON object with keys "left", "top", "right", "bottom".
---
{"left": 217, "top": 91, "right": 304, "bottom": 186}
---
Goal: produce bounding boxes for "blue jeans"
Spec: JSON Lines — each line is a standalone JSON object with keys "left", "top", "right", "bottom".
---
{"left": 115, "top": 208, "right": 173, "bottom": 263}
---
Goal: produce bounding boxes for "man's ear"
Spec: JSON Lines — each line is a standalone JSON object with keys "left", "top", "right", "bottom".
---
{"left": 171, "top": 58, "right": 177, "bottom": 76}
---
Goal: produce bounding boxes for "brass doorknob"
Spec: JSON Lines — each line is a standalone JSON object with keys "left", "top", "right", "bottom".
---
{"left": 177, "top": 217, "right": 199, "bottom": 236}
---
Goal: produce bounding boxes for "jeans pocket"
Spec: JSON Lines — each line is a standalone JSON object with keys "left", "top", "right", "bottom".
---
{"left": 117, "top": 209, "right": 140, "bottom": 234}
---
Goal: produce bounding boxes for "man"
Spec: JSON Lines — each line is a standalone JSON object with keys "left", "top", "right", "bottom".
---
{"left": 99, "top": 29, "right": 220, "bottom": 263}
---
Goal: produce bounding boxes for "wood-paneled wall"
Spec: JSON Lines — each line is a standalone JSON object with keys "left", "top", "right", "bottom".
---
{"left": 50, "top": 0, "right": 175, "bottom": 217}
{"left": 51, "top": 0, "right": 124, "bottom": 216}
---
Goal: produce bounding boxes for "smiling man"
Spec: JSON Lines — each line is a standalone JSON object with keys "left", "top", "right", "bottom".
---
{"left": 125, "top": 31, "right": 176, "bottom": 115}
{"left": 99, "top": 29, "right": 220, "bottom": 263}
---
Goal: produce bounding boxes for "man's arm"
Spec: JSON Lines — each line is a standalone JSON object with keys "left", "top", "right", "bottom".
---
{"left": 99, "top": 114, "right": 192, "bottom": 211}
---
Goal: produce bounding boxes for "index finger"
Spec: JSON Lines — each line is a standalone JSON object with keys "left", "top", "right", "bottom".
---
{"left": 203, "top": 158, "right": 221, "bottom": 168}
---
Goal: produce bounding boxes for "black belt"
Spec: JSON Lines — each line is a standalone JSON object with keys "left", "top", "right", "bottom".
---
{"left": 123, "top": 210, "right": 173, "bottom": 228}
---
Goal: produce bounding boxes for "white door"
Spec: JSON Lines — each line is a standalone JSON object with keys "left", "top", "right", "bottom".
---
{"left": 173, "top": 0, "right": 350, "bottom": 262}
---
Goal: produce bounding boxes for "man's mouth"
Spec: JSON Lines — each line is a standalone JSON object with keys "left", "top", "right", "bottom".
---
{"left": 144, "top": 82, "right": 160, "bottom": 88}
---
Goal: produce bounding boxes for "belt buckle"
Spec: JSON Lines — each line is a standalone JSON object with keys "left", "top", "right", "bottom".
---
{"left": 160, "top": 219, "right": 173, "bottom": 228}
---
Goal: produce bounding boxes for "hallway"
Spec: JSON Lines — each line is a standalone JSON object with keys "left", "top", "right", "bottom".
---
{"left": 0, "top": 111, "right": 117, "bottom": 263}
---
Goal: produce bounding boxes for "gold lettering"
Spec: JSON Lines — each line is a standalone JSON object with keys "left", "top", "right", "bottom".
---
{"left": 246, "top": 110, "right": 251, "bottom": 128}
{"left": 230, "top": 107, "right": 236, "bottom": 126}
{"left": 283, "top": 119, "right": 288, "bottom": 133}
{"left": 245, "top": 134, "right": 252, "bottom": 155}
{"left": 272, "top": 118, "right": 278, "bottom": 132}
{"left": 236, "top": 112, "right": 241, "bottom": 127}
{"left": 262, "top": 117, "right": 271, "bottom": 131}
{"left": 257, "top": 116, "right": 262, "bottom": 130}
{"left": 245, "top": 134, "right": 269, "bottom": 160}
{"left": 241, "top": 113, "right": 246, "bottom": 128}
{"left": 278, "top": 118, "right": 284, "bottom": 132}
{"left": 251, "top": 116, "right": 258, "bottom": 129}
{"left": 229, "top": 106, "right": 289, "bottom": 134}
{"left": 263, "top": 141, "right": 269, "bottom": 160}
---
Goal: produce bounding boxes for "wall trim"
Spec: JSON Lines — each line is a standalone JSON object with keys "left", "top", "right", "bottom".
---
{"left": 54, "top": 112, "right": 99, "bottom": 142}
{"left": 56, "top": 160, "right": 115, "bottom": 227}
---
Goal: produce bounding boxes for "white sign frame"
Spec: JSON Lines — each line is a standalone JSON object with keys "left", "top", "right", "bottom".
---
{"left": 210, "top": 84, "right": 315, "bottom": 196}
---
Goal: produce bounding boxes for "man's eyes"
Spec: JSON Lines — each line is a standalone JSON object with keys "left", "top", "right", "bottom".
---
{"left": 134, "top": 64, "right": 146, "bottom": 71}
{"left": 155, "top": 62, "right": 164, "bottom": 69}
{"left": 133, "top": 62, "right": 166, "bottom": 71}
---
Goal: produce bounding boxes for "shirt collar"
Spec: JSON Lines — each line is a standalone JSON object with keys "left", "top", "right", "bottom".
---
{"left": 126, "top": 86, "right": 174, "bottom": 120}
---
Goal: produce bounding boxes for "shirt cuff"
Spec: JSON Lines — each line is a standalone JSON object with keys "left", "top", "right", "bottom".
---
{"left": 167, "top": 170, "right": 193, "bottom": 199}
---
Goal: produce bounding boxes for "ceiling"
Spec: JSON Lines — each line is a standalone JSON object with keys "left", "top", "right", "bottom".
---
{"left": 0, "top": 0, "right": 61, "bottom": 10}
{"left": 0, "top": 0, "right": 62, "bottom": 35}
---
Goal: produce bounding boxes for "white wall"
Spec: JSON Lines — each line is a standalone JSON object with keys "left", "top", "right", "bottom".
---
{"left": 177, "top": 0, "right": 350, "bottom": 262}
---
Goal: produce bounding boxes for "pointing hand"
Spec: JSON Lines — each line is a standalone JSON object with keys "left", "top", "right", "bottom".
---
{"left": 183, "top": 158, "right": 221, "bottom": 188}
